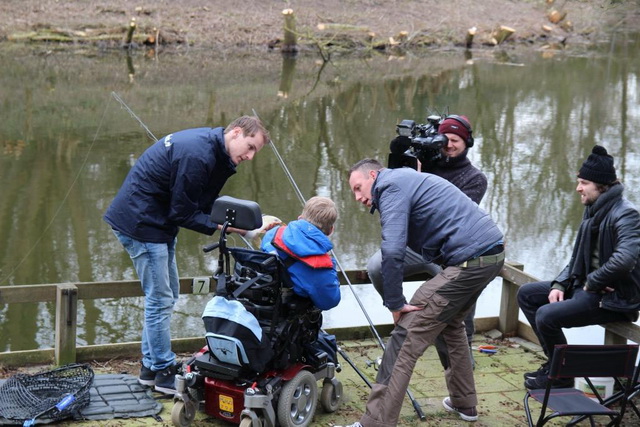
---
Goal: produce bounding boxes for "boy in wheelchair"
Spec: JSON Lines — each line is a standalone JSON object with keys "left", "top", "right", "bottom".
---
{"left": 201, "top": 196, "right": 340, "bottom": 376}
{"left": 260, "top": 196, "right": 340, "bottom": 312}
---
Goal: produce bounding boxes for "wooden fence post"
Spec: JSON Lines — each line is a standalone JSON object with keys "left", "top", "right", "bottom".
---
{"left": 55, "top": 284, "right": 78, "bottom": 365}
{"left": 499, "top": 262, "right": 523, "bottom": 337}
{"left": 604, "top": 329, "right": 626, "bottom": 345}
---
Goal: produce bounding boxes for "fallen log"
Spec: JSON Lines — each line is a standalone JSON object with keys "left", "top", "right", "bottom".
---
{"left": 316, "top": 23, "right": 370, "bottom": 32}
{"left": 8, "top": 27, "right": 146, "bottom": 44}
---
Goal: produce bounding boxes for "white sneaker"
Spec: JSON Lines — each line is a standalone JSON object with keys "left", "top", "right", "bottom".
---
{"left": 334, "top": 423, "right": 363, "bottom": 427}
{"left": 442, "top": 397, "right": 478, "bottom": 422}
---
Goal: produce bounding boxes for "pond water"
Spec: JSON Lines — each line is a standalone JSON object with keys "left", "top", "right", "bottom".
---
{"left": 1, "top": 32, "right": 639, "bottom": 352}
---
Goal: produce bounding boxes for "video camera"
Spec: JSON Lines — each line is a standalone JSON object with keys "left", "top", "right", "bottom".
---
{"left": 387, "top": 114, "right": 448, "bottom": 171}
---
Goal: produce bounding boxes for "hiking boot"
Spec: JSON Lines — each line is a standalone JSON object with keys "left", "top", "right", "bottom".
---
{"left": 523, "top": 362, "right": 549, "bottom": 380}
{"left": 524, "top": 375, "right": 574, "bottom": 390}
{"left": 442, "top": 397, "right": 478, "bottom": 422}
{"left": 138, "top": 362, "right": 155, "bottom": 387}
{"left": 154, "top": 364, "right": 180, "bottom": 395}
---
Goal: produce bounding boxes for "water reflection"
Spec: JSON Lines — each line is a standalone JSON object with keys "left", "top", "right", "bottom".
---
{"left": 0, "top": 33, "right": 639, "bottom": 351}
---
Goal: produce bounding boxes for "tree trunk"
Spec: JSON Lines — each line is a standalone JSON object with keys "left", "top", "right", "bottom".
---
{"left": 466, "top": 27, "right": 477, "bottom": 49}
{"left": 125, "top": 17, "right": 136, "bottom": 45}
{"left": 281, "top": 9, "right": 298, "bottom": 53}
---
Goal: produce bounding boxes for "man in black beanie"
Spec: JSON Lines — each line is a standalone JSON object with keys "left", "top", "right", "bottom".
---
{"left": 517, "top": 145, "right": 640, "bottom": 389}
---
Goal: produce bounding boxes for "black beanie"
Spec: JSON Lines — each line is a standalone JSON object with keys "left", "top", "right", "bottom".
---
{"left": 578, "top": 145, "right": 617, "bottom": 184}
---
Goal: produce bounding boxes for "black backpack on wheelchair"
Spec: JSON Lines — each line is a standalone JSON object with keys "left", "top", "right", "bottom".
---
{"left": 201, "top": 196, "right": 322, "bottom": 377}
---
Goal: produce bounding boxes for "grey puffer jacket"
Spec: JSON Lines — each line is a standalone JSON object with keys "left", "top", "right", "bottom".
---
{"left": 555, "top": 184, "right": 640, "bottom": 312}
{"left": 371, "top": 168, "right": 503, "bottom": 310}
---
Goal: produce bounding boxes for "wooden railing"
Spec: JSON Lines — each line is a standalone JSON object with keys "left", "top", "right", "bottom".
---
{"left": 1, "top": 261, "right": 638, "bottom": 367}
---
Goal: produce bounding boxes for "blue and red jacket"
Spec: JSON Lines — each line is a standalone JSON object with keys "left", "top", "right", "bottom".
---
{"left": 261, "top": 220, "right": 341, "bottom": 310}
{"left": 104, "top": 127, "right": 236, "bottom": 243}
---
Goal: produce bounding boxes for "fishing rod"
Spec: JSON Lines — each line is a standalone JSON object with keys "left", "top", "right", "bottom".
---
{"left": 238, "top": 225, "right": 376, "bottom": 398}
{"left": 0, "top": 92, "right": 113, "bottom": 286}
{"left": 111, "top": 92, "right": 257, "bottom": 251}
{"left": 252, "top": 109, "right": 426, "bottom": 420}
{"left": 251, "top": 109, "right": 387, "bottom": 346}
{"left": 111, "top": 92, "right": 158, "bottom": 143}
{"left": 337, "top": 346, "right": 372, "bottom": 389}
{"left": 111, "top": 94, "right": 424, "bottom": 419}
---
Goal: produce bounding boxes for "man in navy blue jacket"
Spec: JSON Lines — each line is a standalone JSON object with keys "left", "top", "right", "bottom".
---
{"left": 104, "top": 116, "right": 269, "bottom": 394}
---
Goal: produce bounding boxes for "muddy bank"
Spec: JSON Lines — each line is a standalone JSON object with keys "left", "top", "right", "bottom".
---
{"left": 0, "top": 0, "right": 638, "bottom": 55}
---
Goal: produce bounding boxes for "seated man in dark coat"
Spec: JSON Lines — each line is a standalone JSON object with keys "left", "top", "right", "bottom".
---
{"left": 518, "top": 145, "right": 640, "bottom": 389}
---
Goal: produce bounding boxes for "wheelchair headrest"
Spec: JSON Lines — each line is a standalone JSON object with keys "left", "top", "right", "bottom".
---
{"left": 211, "top": 196, "right": 263, "bottom": 230}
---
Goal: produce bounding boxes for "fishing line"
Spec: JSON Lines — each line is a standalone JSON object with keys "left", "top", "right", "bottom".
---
{"left": 111, "top": 92, "right": 158, "bottom": 143}
{"left": 108, "top": 100, "right": 424, "bottom": 417}
{"left": 267, "top": 134, "right": 306, "bottom": 207}
{"left": 94, "top": 97, "right": 386, "bottom": 349}
{"left": 111, "top": 92, "right": 257, "bottom": 251}
{"left": 253, "top": 109, "right": 426, "bottom": 419}
{"left": 252, "top": 109, "right": 386, "bottom": 348}
{"left": 0, "top": 93, "right": 114, "bottom": 286}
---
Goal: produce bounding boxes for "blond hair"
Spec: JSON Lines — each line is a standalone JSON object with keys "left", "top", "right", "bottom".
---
{"left": 301, "top": 196, "right": 338, "bottom": 235}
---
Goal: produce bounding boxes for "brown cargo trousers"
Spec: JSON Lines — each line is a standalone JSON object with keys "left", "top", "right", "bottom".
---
{"left": 359, "top": 256, "right": 504, "bottom": 427}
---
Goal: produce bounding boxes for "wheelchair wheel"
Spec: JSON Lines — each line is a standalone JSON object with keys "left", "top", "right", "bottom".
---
{"left": 171, "top": 400, "right": 197, "bottom": 427}
{"left": 276, "top": 370, "right": 318, "bottom": 427}
{"left": 320, "top": 379, "right": 343, "bottom": 413}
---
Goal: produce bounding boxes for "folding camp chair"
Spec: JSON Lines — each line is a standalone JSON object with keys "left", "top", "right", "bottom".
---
{"left": 523, "top": 344, "right": 639, "bottom": 427}
{"left": 599, "top": 362, "right": 640, "bottom": 421}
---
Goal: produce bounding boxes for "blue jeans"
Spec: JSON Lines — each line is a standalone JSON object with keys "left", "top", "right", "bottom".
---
{"left": 517, "top": 281, "right": 631, "bottom": 358}
{"left": 113, "top": 230, "right": 179, "bottom": 371}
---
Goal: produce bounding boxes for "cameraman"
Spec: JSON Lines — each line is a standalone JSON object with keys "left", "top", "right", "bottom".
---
{"left": 366, "top": 115, "right": 487, "bottom": 369}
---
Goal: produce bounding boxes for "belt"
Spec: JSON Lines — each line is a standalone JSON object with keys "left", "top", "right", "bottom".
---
{"left": 458, "top": 250, "right": 505, "bottom": 268}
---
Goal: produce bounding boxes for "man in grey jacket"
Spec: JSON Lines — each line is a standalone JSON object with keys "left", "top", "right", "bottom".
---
{"left": 367, "top": 115, "right": 487, "bottom": 370}
{"left": 518, "top": 145, "right": 640, "bottom": 390}
{"left": 342, "top": 158, "right": 504, "bottom": 426}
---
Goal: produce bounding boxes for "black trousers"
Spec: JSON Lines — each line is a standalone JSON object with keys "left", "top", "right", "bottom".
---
{"left": 517, "top": 281, "right": 633, "bottom": 357}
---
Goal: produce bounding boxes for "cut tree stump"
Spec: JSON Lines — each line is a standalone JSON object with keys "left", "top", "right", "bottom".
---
{"left": 493, "top": 25, "right": 515, "bottom": 45}
{"left": 281, "top": 8, "right": 298, "bottom": 53}
{"left": 466, "top": 26, "right": 477, "bottom": 48}
{"left": 548, "top": 9, "right": 567, "bottom": 24}
{"left": 125, "top": 17, "right": 136, "bottom": 45}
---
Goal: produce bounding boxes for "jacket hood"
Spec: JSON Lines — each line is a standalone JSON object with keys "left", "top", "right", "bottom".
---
{"left": 280, "top": 220, "right": 333, "bottom": 257}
